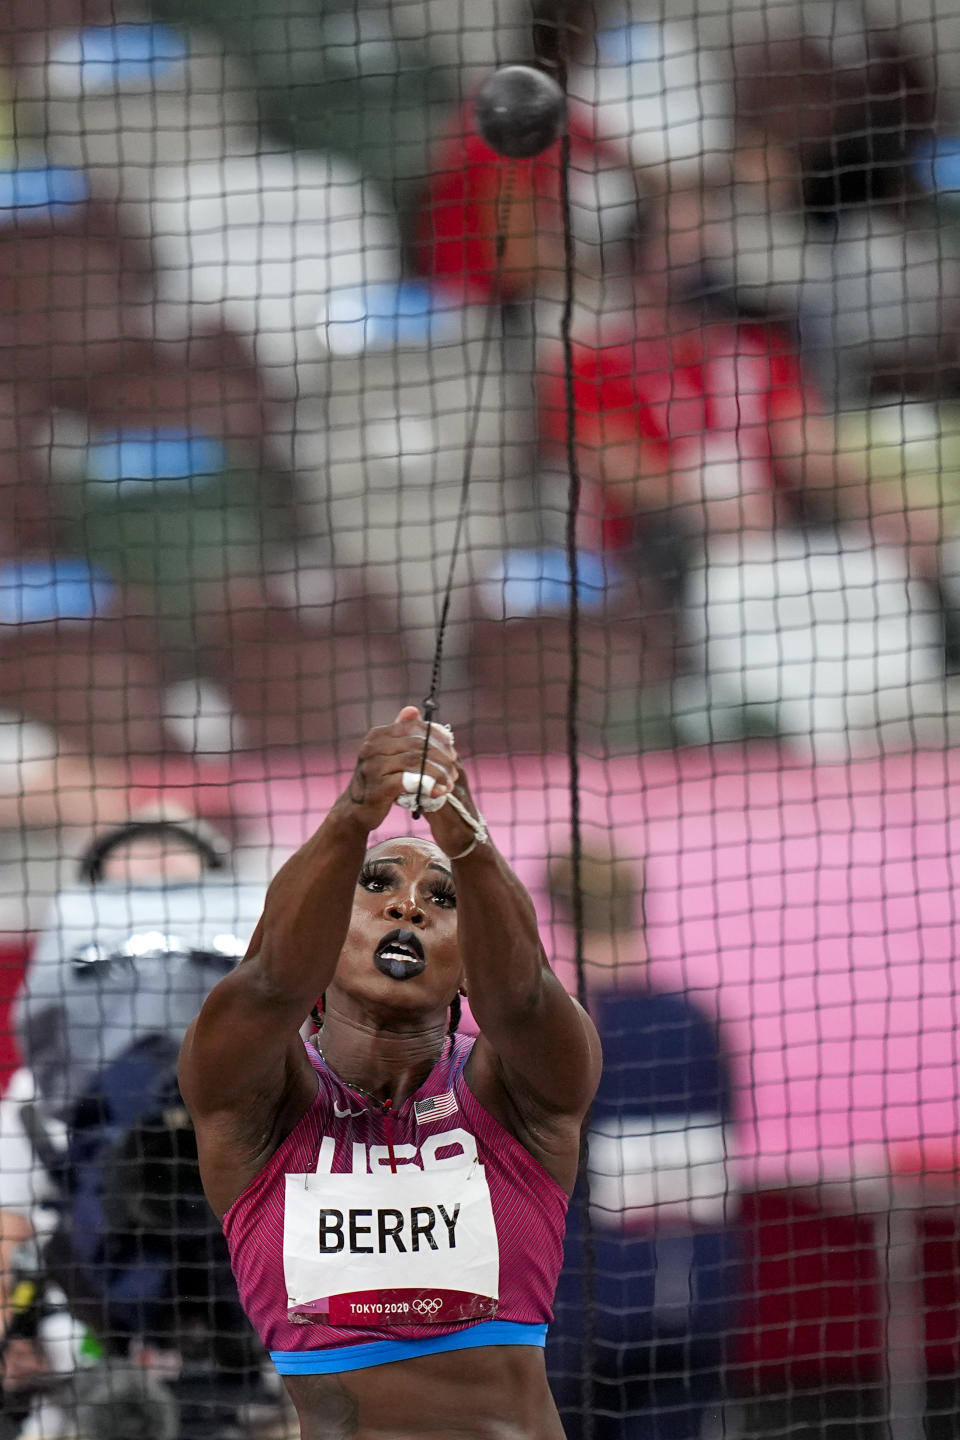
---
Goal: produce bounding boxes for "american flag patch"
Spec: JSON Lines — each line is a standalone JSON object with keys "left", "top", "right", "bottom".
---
{"left": 414, "top": 1090, "right": 458, "bottom": 1125}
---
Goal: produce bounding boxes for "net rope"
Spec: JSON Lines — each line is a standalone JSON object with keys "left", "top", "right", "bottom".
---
{"left": 410, "top": 166, "right": 518, "bottom": 814}
{"left": 555, "top": 15, "right": 597, "bottom": 1434}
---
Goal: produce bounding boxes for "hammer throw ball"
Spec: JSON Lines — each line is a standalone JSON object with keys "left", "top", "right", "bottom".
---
{"left": 396, "top": 770, "right": 445, "bottom": 813}
{"left": 401, "top": 771, "right": 436, "bottom": 798}
{"left": 474, "top": 65, "right": 567, "bottom": 159}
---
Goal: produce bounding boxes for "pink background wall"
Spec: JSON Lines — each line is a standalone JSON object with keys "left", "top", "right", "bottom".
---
{"left": 230, "top": 744, "right": 960, "bottom": 1188}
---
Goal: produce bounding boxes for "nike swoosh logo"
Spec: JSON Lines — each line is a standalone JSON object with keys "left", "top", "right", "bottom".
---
{"left": 333, "top": 1102, "right": 361, "bottom": 1119}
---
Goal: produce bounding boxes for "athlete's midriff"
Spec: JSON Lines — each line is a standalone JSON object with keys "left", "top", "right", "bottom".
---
{"left": 285, "top": 1345, "right": 565, "bottom": 1440}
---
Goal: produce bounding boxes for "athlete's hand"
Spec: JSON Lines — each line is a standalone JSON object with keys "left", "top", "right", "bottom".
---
{"left": 422, "top": 763, "right": 485, "bottom": 860}
{"left": 340, "top": 706, "right": 458, "bottom": 833}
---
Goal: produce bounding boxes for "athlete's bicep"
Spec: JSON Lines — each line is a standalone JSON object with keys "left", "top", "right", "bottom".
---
{"left": 471, "top": 972, "right": 601, "bottom": 1122}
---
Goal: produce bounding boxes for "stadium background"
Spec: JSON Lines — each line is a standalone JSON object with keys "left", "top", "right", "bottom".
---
{"left": 3, "top": 0, "right": 960, "bottom": 1436}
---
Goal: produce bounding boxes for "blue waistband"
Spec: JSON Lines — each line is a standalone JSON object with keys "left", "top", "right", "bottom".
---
{"left": 271, "top": 1320, "right": 548, "bottom": 1375}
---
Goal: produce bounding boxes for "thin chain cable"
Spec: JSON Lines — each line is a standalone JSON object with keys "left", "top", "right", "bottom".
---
{"left": 554, "top": 8, "right": 595, "bottom": 1435}
{"left": 412, "top": 165, "right": 518, "bottom": 816}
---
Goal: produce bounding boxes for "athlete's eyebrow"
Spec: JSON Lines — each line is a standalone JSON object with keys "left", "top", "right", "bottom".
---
{"left": 373, "top": 855, "right": 452, "bottom": 878}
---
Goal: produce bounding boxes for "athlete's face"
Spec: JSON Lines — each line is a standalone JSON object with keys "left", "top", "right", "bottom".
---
{"left": 331, "top": 837, "right": 463, "bottom": 1018}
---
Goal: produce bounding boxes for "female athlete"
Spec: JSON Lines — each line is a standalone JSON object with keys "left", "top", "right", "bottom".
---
{"left": 179, "top": 705, "right": 602, "bottom": 1439}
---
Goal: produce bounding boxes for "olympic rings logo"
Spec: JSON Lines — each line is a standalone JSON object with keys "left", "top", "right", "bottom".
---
{"left": 412, "top": 1297, "right": 443, "bottom": 1315}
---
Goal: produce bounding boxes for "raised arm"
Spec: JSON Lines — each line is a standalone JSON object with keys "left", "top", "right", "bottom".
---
{"left": 422, "top": 763, "right": 602, "bottom": 1138}
{"left": 178, "top": 708, "right": 459, "bottom": 1126}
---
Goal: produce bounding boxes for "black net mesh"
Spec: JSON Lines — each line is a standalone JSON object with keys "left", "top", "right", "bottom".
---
{"left": 2, "top": 2, "right": 960, "bottom": 1438}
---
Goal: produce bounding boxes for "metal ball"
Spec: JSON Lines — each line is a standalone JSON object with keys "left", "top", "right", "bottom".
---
{"left": 474, "top": 65, "right": 566, "bottom": 160}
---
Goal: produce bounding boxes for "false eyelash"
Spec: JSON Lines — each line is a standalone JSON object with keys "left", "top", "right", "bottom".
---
{"left": 358, "top": 860, "right": 398, "bottom": 888}
{"left": 427, "top": 877, "right": 457, "bottom": 907}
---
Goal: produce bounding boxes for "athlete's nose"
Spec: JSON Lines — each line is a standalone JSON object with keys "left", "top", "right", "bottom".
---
{"left": 386, "top": 894, "right": 425, "bottom": 925}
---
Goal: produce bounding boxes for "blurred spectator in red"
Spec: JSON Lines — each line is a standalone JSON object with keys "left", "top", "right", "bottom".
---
{"left": 413, "top": 95, "right": 637, "bottom": 304}
{"left": 415, "top": 0, "right": 731, "bottom": 310}
{"left": 537, "top": 198, "right": 960, "bottom": 752}
{"left": 539, "top": 202, "right": 945, "bottom": 589}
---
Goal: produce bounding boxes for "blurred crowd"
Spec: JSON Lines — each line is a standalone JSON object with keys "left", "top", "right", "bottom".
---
{"left": 5, "top": 3, "right": 960, "bottom": 1430}
{"left": 0, "top": 0, "right": 958, "bottom": 812}
{"left": 0, "top": 0, "right": 956, "bottom": 792}
{"left": 0, "top": 0, "right": 958, "bottom": 786}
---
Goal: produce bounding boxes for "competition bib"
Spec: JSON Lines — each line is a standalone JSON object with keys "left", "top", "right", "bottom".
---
{"left": 283, "top": 1127, "right": 500, "bottom": 1326}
